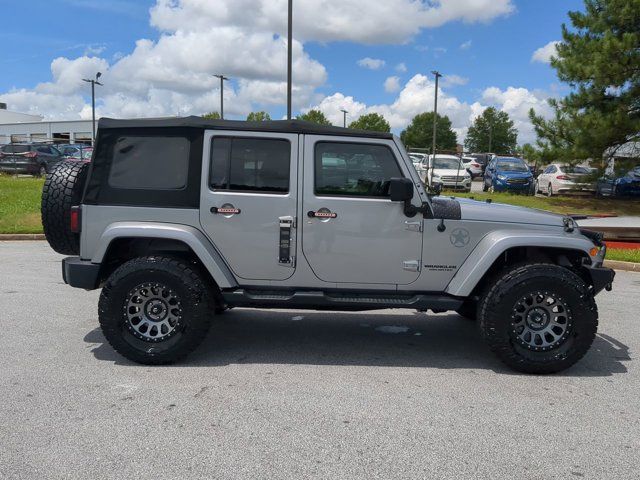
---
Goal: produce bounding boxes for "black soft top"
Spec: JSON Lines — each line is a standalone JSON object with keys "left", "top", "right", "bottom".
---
{"left": 98, "top": 116, "right": 393, "bottom": 140}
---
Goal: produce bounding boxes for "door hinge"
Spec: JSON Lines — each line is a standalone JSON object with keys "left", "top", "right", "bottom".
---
{"left": 404, "top": 220, "right": 423, "bottom": 232}
{"left": 402, "top": 260, "right": 421, "bottom": 272}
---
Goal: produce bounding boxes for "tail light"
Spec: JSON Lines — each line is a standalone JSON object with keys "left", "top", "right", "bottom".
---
{"left": 556, "top": 175, "right": 570, "bottom": 180}
{"left": 70, "top": 206, "right": 81, "bottom": 233}
{"left": 472, "top": 162, "right": 480, "bottom": 167}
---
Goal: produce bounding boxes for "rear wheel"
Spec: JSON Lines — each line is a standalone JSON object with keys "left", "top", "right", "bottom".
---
{"left": 478, "top": 263, "right": 598, "bottom": 374}
{"left": 98, "top": 256, "right": 216, "bottom": 365}
{"left": 36, "top": 164, "right": 47, "bottom": 177}
{"left": 547, "top": 183, "right": 553, "bottom": 197}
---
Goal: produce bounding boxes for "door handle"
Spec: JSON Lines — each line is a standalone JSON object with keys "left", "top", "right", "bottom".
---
{"left": 307, "top": 209, "right": 337, "bottom": 219}
{"left": 210, "top": 206, "right": 241, "bottom": 215}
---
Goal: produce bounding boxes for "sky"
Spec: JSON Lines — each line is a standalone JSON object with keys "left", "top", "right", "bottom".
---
{"left": 0, "top": 0, "right": 585, "bottom": 145}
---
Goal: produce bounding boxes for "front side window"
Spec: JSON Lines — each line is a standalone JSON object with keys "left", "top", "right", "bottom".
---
{"left": 108, "top": 136, "right": 189, "bottom": 190}
{"left": 209, "top": 137, "right": 290, "bottom": 194}
{"left": 315, "top": 142, "right": 402, "bottom": 197}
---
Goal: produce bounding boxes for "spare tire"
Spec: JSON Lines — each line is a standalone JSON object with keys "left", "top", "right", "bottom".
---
{"left": 41, "top": 160, "right": 90, "bottom": 255}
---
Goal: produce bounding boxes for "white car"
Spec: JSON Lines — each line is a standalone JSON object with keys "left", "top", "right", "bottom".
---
{"left": 462, "top": 156, "right": 483, "bottom": 178}
{"left": 535, "top": 163, "right": 597, "bottom": 196}
{"left": 421, "top": 154, "right": 471, "bottom": 192}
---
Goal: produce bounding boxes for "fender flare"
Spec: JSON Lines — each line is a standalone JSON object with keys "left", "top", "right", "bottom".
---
{"left": 92, "top": 222, "right": 238, "bottom": 289}
{"left": 445, "top": 229, "right": 595, "bottom": 297}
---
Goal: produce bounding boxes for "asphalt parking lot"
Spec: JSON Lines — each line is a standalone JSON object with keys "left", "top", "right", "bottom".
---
{"left": 1, "top": 241, "right": 638, "bottom": 479}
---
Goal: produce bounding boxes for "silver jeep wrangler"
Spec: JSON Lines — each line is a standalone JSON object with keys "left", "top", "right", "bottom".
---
{"left": 41, "top": 117, "right": 614, "bottom": 373}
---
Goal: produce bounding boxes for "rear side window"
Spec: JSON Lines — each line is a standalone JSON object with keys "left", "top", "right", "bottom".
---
{"left": 314, "top": 142, "right": 402, "bottom": 197}
{"left": 209, "top": 137, "right": 290, "bottom": 194}
{"left": 108, "top": 136, "right": 189, "bottom": 190}
{"left": 3, "top": 145, "right": 30, "bottom": 153}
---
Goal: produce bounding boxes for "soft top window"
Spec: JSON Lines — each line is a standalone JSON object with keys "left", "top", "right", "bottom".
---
{"left": 108, "top": 136, "right": 189, "bottom": 190}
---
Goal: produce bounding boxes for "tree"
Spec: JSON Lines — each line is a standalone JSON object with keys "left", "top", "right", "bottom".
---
{"left": 529, "top": 0, "right": 640, "bottom": 165}
{"left": 297, "top": 109, "right": 331, "bottom": 125}
{"left": 348, "top": 112, "right": 391, "bottom": 132}
{"left": 400, "top": 112, "right": 457, "bottom": 151}
{"left": 246, "top": 111, "right": 271, "bottom": 122}
{"left": 202, "top": 111, "right": 221, "bottom": 120}
{"left": 465, "top": 107, "right": 517, "bottom": 154}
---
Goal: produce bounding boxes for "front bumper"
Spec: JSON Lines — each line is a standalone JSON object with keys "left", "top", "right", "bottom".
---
{"left": 62, "top": 257, "right": 101, "bottom": 290}
{"left": 584, "top": 262, "right": 615, "bottom": 295}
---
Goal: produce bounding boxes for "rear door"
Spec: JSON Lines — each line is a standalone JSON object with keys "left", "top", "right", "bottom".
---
{"left": 301, "top": 136, "right": 422, "bottom": 285}
{"left": 200, "top": 131, "right": 298, "bottom": 281}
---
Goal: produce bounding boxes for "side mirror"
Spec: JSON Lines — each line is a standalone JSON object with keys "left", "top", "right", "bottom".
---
{"left": 389, "top": 177, "right": 414, "bottom": 202}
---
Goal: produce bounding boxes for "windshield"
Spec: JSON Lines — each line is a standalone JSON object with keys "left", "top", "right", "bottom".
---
{"left": 432, "top": 157, "right": 462, "bottom": 170}
{"left": 496, "top": 160, "right": 528, "bottom": 172}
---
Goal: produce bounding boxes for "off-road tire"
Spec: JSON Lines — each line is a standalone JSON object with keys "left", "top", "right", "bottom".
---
{"left": 98, "top": 256, "right": 216, "bottom": 365}
{"left": 41, "top": 160, "right": 89, "bottom": 255}
{"left": 478, "top": 263, "right": 598, "bottom": 374}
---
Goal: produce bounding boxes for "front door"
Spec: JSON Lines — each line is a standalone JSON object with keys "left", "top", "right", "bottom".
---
{"left": 302, "top": 136, "right": 423, "bottom": 285}
{"left": 200, "top": 131, "right": 298, "bottom": 281}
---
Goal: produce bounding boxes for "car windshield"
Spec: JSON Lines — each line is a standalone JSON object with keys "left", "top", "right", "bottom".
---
{"left": 432, "top": 157, "right": 462, "bottom": 170}
{"left": 496, "top": 160, "right": 528, "bottom": 172}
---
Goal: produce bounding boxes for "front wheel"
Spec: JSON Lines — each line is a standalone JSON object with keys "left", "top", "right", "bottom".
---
{"left": 98, "top": 256, "right": 216, "bottom": 364}
{"left": 478, "top": 263, "right": 598, "bottom": 374}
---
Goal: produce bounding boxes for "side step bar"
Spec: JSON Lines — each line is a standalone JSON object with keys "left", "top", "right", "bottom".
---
{"left": 222, "top": 289, "right": 464, "bottom": 312}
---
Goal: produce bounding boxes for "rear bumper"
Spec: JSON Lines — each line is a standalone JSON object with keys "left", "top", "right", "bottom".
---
{"left": 62, "top": 257, "right": 101, "bottom": 290}
{"left": 584, "top": 263, "right": 615, "bottom": 295}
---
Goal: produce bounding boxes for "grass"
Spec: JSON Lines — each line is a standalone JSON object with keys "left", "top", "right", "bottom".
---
{"left": 0, "top": 174, "right": 45, "bottom": 234}
{"left": 606, "top": 249, "right": 640, "bottom": 263}
{"left": 454, "top": 190, "right": 640, "bottom": 216}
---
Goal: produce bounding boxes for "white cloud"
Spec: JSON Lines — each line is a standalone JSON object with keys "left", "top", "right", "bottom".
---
{"left": 481, "top": 86, "right": 554, "bottom": 142}
{"left": 532, "top": 40, "right": 560, "bottom": 64}
{"left": 384, "top": 76, "right": 401, "bottom": 93}
{"left": 459, "top": 40, "right": 472, "bottom": 50}
{"left": 0, "top": 0, "right": 516, "bottom": 122}
{"left": 357, "top": 57, "right": 386, "bottom": 70}
{"left": 307, "top": 76, "right": 554, "bottom": 144}
{"left": 395, "top": 62, "right": 407, "bottom": 73}
{"left": 442, "top": 74, "right": 469, "bottom": 87}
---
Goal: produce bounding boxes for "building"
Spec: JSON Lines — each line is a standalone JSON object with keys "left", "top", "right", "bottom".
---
{"left": 0, "top": 103, "right": 94, "bottom": 145}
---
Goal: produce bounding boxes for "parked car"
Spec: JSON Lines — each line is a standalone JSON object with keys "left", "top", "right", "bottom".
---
{"left": 596, "top": 165, "right": 640, "bottom": 197}
{"left": 421, "top": 154, "right": 471, "bottom": 192}
{"left": 40, "top": 116, "right": 614, "bottom": 373}
{"left": 0, "top": 143, "right": 64, "bottom": 176}
{"left": 462, "top": 156, "right": 482, "bottom": 178}
{"left": 467, "top": 153, "right": 493, "bottom": 174}
{"left": 58, "top": 144, "right": 93, "bottom": 161}
{"left": 483, "top": 156, "right": 533, "bottom": 194}
{"left": 535, "top": 164, "right": 596, "bottom": 196}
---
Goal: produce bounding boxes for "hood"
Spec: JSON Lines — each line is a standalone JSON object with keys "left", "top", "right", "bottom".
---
{"left": 455, "top": 197, "right": 564, "bottom": 227}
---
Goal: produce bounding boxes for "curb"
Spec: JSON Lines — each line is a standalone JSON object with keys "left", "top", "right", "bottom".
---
{"left": 604, "top": 259, "right": 640, "bottom": 272}
{"left": 0, "top": 234, "right": 45, "bottom": 241}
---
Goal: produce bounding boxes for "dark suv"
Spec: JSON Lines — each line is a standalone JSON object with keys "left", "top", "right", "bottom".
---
{"left": 0, "top": 143, "right": 64, "bottom": 176}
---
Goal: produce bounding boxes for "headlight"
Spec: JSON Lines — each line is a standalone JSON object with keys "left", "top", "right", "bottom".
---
{"left": 497, "top": 174, "right": 507, "bottom": 181}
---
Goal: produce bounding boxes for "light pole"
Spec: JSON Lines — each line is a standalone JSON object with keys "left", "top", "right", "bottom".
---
{"left": 431, "top": 70, "right": 442, "bottom": 155}
{"left": 287, "top": 0, "right": 293, "bottom": 120}
{"left": 214, "top": 74, "right": 229, "bottom": 119}
{"left": 340, "top": 108, "right": 348, "bottom": 127}
{"left": 82, "top": 72, "right": 102, "bottom": 145}
{"left": 430, "top": 70, "right": 442, "bottom": 189}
